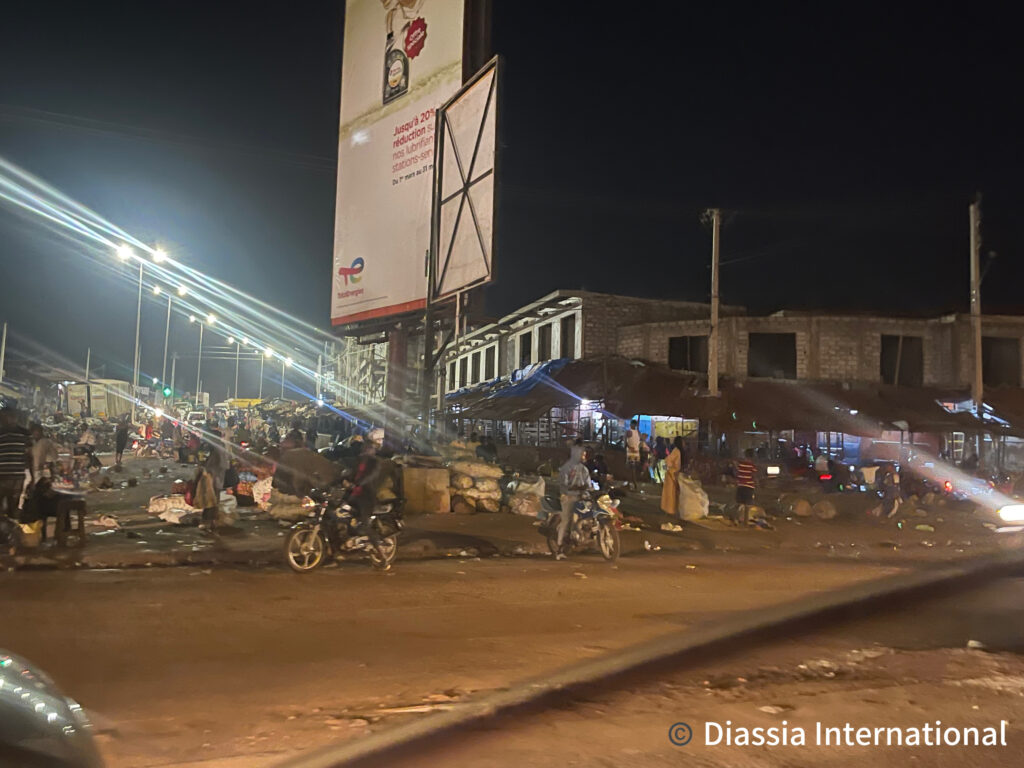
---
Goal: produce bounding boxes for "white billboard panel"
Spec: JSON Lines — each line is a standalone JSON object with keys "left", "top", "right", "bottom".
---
{"left": 332, "top": 0, "right": 465, "bottom": 326}
{"left": 432, "top": 58, "right": 498, "bottom": 301}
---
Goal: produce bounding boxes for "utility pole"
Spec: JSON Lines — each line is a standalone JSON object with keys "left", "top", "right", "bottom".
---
{"left": 0, "top": 321, "right": 7, "bottom": 383}
{"left": 170, "top": 354, "right": 177, "bottom": 404}
{"left": 316, "top": 353, "right": 323, "bottom": 401}
{"left": 708, "top": 208, "right": 721, "bottom": 398}
{"left": 969, "top": 195, "right": 984, "bottom": 467}
{"left": 85, "top": 347, "right": 91, "bottom": 414}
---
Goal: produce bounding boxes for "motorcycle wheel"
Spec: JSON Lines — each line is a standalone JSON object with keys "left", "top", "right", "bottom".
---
{"left": 597, "top": 523, "right": 620, "bottom": 563}
{"left": 369, "top": 534, "right": 398, "bottom": 570}
{"left": 284, "top": 528, "right": 326, "bottom": 573}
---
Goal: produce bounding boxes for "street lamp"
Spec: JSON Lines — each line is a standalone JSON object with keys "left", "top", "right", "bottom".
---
{"left": 160, "top": 286, "right": 187, "bottom": 406}
{"left": 190, "top": 315, "right": 205, "bottom": 408}
{"left": 153, "top": 248, "right": 167, "bottom": 263}
{"left": 282, "top": 356, "right": 293, "bottom": 399}
{"left": 115, "top": 244, "right": 143, "bottom": 423}
{"left": 260, "top": 347, "right": 272, "bottom": 400}
{"left": 227, "top": 336, "right": 240, "bottom": 399}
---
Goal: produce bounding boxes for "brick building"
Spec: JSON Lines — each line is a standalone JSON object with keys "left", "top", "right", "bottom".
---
{"left": 440, "top": 290, "right": 743, "bottom": 394}
{"left": 443, "top": 290, "right": 1024, "bottom": 394}
{"left": 620, "top": 311, "right": 1024, "bottom": 390}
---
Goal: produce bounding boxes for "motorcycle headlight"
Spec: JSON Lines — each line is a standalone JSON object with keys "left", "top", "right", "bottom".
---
{"left": 300, "top": 496, "right": 318, "bottom": 510}
{"left": 998, "top": 504, "right": 1024, "bottom": 523}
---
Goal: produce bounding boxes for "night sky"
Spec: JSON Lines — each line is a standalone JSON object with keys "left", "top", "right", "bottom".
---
{"left": 1, "top": 2, "right": 1021, "bottom": 399}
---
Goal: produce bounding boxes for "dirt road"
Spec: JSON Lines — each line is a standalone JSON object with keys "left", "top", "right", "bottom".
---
{"left": 0, "top": 553, "right": 899, "bottom": 766}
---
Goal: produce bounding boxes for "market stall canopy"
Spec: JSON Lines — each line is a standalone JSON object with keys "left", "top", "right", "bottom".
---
{"left": 444, "top": 356, "right": 1019, "bottom": 436}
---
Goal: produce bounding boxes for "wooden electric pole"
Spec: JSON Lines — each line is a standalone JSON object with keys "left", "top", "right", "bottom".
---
{"left": 708, "top": 208, "right": 721, "bottom": 397}
{"left": 969, "top": 195, "right": 983, "bottom": 415}
{"left": 969, "top": 195, "right": 984, "bottom": 468}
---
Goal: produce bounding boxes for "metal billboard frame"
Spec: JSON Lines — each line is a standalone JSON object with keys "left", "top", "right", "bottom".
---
{"left": 429, "top": 55, "right": 501, "bottom": 304}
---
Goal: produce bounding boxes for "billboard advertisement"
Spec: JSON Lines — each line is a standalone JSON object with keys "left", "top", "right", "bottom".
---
{"left": 332, "top": 0, "right": 465, "bottom": 326}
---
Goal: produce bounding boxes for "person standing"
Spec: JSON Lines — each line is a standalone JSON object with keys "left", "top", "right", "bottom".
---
{"left": 305, "top": 417, "right": 319, "bottom": 451}
{"left": 624, "top": 420, "right": 641, "bottom": 490}
{"left": 1, "top": 407, "right": 31, "bottom": 520}
{"left": 555, "top": 443, "right": 590, "bottom": 560}
{"left": 115, "top": 418, "right": 130, "bottom": 467}
{"left": 652, "top": 436, "right": 668, "bottom": 483}
{"left": 734, "top": 449, "right": 758, "bottom": 525}
{"left": 660, "top": 436, "right": 685, "bottom": 515}
{"left": 199, "top": 428, "right": 228, "bottom": 530}
{"left": 30, "top": 424, "right": 59, "bottom": 482}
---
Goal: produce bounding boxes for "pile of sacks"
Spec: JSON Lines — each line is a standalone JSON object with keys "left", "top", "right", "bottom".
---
{"left": 449, "top": 461, "right": 503, "bottom": 514}
{"left": 508, "top": 475, "right": 546, "bottom": 517}
{"left": 677, "top": 474, "right": 710, "bottom": 521}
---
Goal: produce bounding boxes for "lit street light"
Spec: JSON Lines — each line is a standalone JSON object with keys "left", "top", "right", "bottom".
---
{"left": 153, "top": 248, "right": 167, "bottom": 263}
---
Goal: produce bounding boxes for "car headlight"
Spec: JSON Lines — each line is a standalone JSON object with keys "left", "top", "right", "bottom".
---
{"left": 997, "top": 504, "right": 1024, "bottom": 523}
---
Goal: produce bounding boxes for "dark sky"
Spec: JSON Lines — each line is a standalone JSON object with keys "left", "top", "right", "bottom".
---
{"left": 1, "top": 2, "right": 1021, "bottom": 398}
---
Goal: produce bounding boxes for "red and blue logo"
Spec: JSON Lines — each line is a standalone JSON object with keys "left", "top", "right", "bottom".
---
{"left": 338, "top": 257, "right": 364, "bottom": 286}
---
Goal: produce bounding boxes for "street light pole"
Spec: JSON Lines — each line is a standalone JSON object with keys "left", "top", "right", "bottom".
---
{"left": 281, "top": 358, "right": 286, "bottom": 399}
{"left": 132, "top": 259, "right": 143, "bottom": 423}
{"left": 234, "top": 340, "right": 240, "bottom": 399}
{"left": 195, "top": 321, "right": 204, "bottom": 408}
{"left": 161, "top": 293, "right": 171, "bottom": 403}
{"left": 259, "top": 354, "right": 264, "bottom": 400}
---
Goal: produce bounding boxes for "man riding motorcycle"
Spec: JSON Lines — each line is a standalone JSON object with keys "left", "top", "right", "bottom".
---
{"left": 556, "top": 443, "right": 591, "bottom": 560}
{"left": 344, "top": 432, "right": 385, "bottom": 546}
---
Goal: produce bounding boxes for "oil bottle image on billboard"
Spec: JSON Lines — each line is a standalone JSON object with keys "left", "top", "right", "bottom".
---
{"left": 381, "top": 1, "right": 429, "bottom": 104}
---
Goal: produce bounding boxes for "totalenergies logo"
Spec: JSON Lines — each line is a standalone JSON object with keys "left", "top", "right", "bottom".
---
{"left": 338, "top": 257, "right": 364, "bottom": 286}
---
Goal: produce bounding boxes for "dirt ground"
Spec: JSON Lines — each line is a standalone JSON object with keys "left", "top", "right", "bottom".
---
{"left": 0, "top": 553, "right": 900, "bottom": 767}
{"left": 377, "top": 578, "right": 1024, "bottom": 768}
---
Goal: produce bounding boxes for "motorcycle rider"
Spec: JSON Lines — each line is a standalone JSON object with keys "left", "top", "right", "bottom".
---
{"left": 346, "top": 432, "right": 384, "bottom": 546}
{"left": 556, "top": 441, "right": 591, "bottom": 560}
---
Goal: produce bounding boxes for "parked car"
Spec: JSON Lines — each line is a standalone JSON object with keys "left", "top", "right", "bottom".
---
{"left": 0, "top": 650, "right": 104, "bottom": 766}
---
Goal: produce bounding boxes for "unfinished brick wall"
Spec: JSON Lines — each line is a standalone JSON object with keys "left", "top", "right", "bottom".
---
{"left": 615, "top": 313, "right": 1024, "bottom": 386}
{"left": 580, "top": 294, "right": 714, "bottom": 359}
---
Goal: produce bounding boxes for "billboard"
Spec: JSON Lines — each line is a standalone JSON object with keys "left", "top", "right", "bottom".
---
{"left": 331, "top": 0, "right": 465, "bottom": 326}
{"left": 431, "top": 57, "right": 498, "bottom": 301}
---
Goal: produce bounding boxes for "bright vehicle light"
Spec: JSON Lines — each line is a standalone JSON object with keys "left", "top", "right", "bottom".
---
{"left": 998, "top": 504, "right": 1024, "bottom": 523}
{"left": 301, "top": 496, "right": 317, "bottom": 510}
{"left": 766, "top": 465, "right": 780, "bottom": 476}
{"left": 944, "top": 480, "right": 953, "bottom": 492}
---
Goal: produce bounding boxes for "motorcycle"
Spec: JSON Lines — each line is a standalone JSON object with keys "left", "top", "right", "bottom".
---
{"left": 284, "top": 487, "right": 403, "bottom": 573}
{"left": 540, "top": 490, "right": 622, "bottom": 562}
